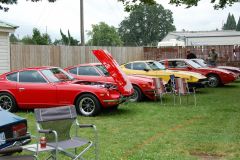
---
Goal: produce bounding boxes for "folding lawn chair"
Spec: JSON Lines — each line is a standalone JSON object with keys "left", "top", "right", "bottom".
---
{"left": 170, "top": 75, "right": 196, "bottom": 106}
{"left": 34, "top": 105, "right": 98, "bottom": 160}
{"left": 152, "top": 78, "right": 166, "bottom": 104}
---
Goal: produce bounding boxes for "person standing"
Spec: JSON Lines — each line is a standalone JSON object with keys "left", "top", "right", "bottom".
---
{"left": 186, "top": 49, "right": 197, "bottom": 59}
{"left": 207, "top": 47, "right": 218, "bottom": 66}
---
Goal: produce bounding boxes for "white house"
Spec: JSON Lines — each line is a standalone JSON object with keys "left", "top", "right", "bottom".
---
{"left": 0, "top": 20, "right": 18, "bottom": 74}
{"left": 161, "top": 30, "right": 240, "bottom": 46}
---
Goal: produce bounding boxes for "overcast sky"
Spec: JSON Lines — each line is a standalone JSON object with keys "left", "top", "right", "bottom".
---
{"left": 1, "top": 0, "right": 240, "bottom": 41}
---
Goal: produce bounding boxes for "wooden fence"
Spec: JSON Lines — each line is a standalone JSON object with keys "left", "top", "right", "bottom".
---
{"left": 144, "top": 45, "right": 240, "bottom": 67}
{"left": 10, "top": 44, "right": 240, "bottom": 71}
{"left": 10, "top": 45, "right": 144, "bottom": 70}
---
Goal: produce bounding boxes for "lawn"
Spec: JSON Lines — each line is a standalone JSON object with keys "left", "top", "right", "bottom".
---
{"left": 17, "top": 80, "right": 240, "bottom": 160}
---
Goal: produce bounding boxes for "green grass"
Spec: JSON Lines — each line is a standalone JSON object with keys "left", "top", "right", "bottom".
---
{"left": 17, "top": 80, "right": 240, "bottom": 160}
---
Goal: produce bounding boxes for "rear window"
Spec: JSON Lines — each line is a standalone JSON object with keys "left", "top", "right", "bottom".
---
{"left": 6, "top": 72, "right": 18, "bottom": 82}
{"left": 69, "top": 67, "right": 78, "bottom": 75}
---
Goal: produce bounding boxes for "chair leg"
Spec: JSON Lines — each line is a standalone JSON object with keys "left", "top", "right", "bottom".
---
{"left": 179, "top": 93, "right": 181, "bottom": 105}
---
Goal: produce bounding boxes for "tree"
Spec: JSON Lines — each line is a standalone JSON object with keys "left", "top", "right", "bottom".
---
{"left": 223, "top": 13, "right": 236, "bottom": 30}
{"left": 118, "top": 0, "right": 240, "bottom": 11}
{"left": 118, "top": 4, "right": 176, "bottom": 46}
{"left": 54, "top": 29, "right": 79, "bottom": 45}
{"left": 10, "top": 34, "right": 19, "bottom": 43}
{"left": 87, "top": 22, "right": 123, "bottom": 46}
{"left": 168, "top": 0, "right": 240, "bottom": 9}
{"left": 0, "top": 0, "right": 56, "bottom": 11}
{"left": 21, "top": 28, "right": 52, "bottom": 45}
{"left": 236, "top": 17, "right": 240, "bottom": 31}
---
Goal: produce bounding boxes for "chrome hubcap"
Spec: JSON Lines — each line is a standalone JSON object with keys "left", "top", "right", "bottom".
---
{"left": 0, "top": 95, "right": 13, "bottom": 111}
{"left": 79, "top": 97, "right": 95, "bottom": 115}
{"left": 130, "top": 89, "right": 139, "bottom": 102}
{"left": 208, "top": 77, "right": 218, "bottom": 87}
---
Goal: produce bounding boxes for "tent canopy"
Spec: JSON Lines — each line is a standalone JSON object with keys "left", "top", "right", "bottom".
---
{"left": 157, "top": 39, "right": 185, "bottom": 48}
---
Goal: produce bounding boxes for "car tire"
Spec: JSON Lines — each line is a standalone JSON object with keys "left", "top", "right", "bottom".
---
{"left": 207, "top": 74, "right": 220, "bottom": 87}
{"left": 75, "top": 93, "right": 101, "bottom": 116}
{"left": 0, "top": 92, "right": 17, "bottom": 112}
{"left": 129, "top": 85, "right": 143, "bottom": 102}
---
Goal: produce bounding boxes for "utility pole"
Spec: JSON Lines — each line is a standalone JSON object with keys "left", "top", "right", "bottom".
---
{"left": 80, "top": 0, "right": 84, "bottom": 46}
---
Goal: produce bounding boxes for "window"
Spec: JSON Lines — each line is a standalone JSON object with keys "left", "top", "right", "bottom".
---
{"left": 19, "top": 71, "right": 46, "bottom": 83}
{"left": 132, "top": 62, "right": 147, "bottom": 70}
{"left": 124, "top": 63, "right": 132, "bottom": 69}
{"left": 41, "top": 68, "right": 74, "bottom": 82}
{"left": 7, "top": 72, "right": 18, "bottom": 82}
{"left": 175, "top": 61, "right": 188, "bottom": 68}
{"left": 96, "top": 65, "right": 110, "bottom": 76}
{"left": 69, "top": 67, "right": 78, "bottom": 75}
{"left": 78, "top": 66, "right": 100, "bottom": 76}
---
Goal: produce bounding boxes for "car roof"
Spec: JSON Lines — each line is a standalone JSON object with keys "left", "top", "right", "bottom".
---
{"left": 65, "top": 63, "right": 102, "bottom": 70}
{"left": 1, "top": 66, "right": 58, "bottom": 76}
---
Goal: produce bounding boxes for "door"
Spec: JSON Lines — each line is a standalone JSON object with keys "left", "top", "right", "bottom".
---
{"left": 17, "top": 70, "right": 57, "bottom": 108}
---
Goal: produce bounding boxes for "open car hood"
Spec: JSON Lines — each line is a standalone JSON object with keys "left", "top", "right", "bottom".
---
{"left": 92, "top": 50, "right": 133, "bottom": 96}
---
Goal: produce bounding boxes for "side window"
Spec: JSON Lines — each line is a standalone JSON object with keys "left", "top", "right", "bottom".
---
{"left": 7, "top": 72, "right": 18, "bottom": 82}
{"left": 168, "top": 61, "right": 177, "bottom": 68}
{"left": 78, "top": 66, "right": 100, "bottom": 76}
{"left": 175, "top": 61, "right": 188, "bottom": 68}
{"left": 69, "top": 67, "right": 77, "bottom": 75}
{"left": 132, "top": 62, "right": 147, "bottom": 70}
{"left": 19, "top": 71, "right": 46, "bottom": 83}
{"left": 124, "top": 63, "right": 132, "bottom": 69}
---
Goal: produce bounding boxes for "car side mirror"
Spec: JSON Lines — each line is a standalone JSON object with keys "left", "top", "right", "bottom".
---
{"left": 143, "top": 68, "right": 149, "bottom": 72}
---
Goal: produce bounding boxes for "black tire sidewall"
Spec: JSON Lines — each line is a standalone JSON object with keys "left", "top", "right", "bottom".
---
{"left": 0, "top": 92, "right": 17, "bottom": 112}
{"left": 207, "top": 74, "right": 220, "bottom": 87}
{"left": 130, "top": 85, "right": 143, "bottom": 102}
{"left": 75, "top": 93, "right": 101, "bottom": 116}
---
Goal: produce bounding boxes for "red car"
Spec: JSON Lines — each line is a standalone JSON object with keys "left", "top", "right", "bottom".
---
{"left": 160, "top": 59, "right": 237, "bottom": 87}
{"left": 65, "top": 63, "right": 161, "bottom": 102}
{"left": 0, "top": 50, "right": 133, "bottom": 116}
{"left": 191, "top": 59, "right": 240, "bottom": 78}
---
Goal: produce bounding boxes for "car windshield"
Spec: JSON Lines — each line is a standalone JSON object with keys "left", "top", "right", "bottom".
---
{"left": 192, "top": 59, "right": 208, "bottom": 67}
{"left": 186, "top": 60, "right": 202, "bottom": 68}
{"left": 96, "top": 65, "right": 110, "bottom": 76}
{"left": 41, "top": 68, "right": 75, "bottom": 82}
{"left": 146, "top": 61, "right": 166, "bottom": 70}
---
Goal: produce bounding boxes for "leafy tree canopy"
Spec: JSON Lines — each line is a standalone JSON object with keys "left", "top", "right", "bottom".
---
{"left": 21, "top": 28, "right": 51, "bottom": 45}
{"left": 0, "top": 0, "right": 56, "bottom": 11}
{"left": 119, "top": 4, "right": 176, "bottom": 46}
{"left": 53, "top": 29, "right": 79, "bottom": 46}
{"left": 87, "top": 22, "right": 123, "bottom": 46}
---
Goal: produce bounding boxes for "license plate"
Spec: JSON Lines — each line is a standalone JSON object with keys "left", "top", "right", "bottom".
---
{"left": 0, "top": 132, "right": 6, "bottom": 145}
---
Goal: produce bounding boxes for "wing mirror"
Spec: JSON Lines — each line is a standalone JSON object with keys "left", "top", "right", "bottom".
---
{"left": 143, "top": 68, "right": 150, "bottom": 72}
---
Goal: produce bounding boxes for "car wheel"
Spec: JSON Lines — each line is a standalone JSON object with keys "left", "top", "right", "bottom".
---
{"left": 76, "top": 93, "right": 101, "bottom": 116}
{"left": 207, "top": 74, "right": 220, "bottom": 87}
{"left": 129, "top": 85, "right": 143, "bottom": 102}
{"left": 0, "top": 92, "right": 17, "bottom": 112}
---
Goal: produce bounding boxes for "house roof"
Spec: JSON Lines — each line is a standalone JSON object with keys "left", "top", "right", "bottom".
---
{"left": 168, "top": 30, "right": 240, "bottom": 38}
{"left": 0, "top": 20, "right": 18, "bottom": 33}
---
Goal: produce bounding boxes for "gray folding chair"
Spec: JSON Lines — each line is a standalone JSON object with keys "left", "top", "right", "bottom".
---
{"left": 152, "top": 77, "right": 167, "bottom": 104}
{"left": 34, "top": 105, "right": 98, "bottom": 160}
{"left": 171, "top": 76, "right": 196, "bottom": 106}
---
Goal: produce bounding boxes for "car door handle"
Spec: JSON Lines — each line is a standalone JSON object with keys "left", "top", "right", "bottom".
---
{"left": 19, "top": 88, "right": 25, "bottom": 91}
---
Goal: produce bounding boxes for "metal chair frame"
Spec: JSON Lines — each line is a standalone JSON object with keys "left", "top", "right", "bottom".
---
{"left": 34, "top": 106, "right": 98, "bottom": 160}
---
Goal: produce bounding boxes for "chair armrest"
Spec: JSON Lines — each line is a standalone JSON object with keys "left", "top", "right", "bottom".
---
{"left": 38, "top": 129, "right": 53, "bottom": 134}
{"left": 78, "top": 124, "right": 95, "bottom": 128}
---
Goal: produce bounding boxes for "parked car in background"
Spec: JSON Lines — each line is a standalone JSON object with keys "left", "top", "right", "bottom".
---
{"left": 120, "top": 60, "right": 208, "bottom": 88}
{"left": 0, "top": 50, "right": 133, "bottom": 116}
{"left": 0, "top": 109, "right": 30, "bottom": 150}
{"left": 160, "top": 59, "right": 237, "bottom": 87}
{"left": 191, "top": 58, "right": 240, "bottom": 78}
{"left": 65, "top": 63, "right": 161, "bottom": 102}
